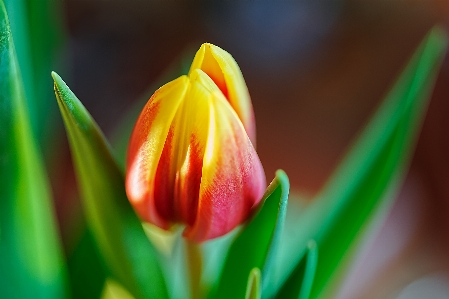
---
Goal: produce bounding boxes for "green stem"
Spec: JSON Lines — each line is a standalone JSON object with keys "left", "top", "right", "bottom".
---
{"left": 185, "top": 240, "right": 203, "bottom": 299}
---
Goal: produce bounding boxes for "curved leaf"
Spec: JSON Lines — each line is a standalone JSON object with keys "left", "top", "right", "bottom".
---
{"left": 0, "top": 2, "right": 67, "bottom": 298}
{"left": 52, "top": 72, "right": 168, "bottom": 299}
{"left": 211, "top": 170, "right": 289, "bottom": 299}
{"left": 273, "top": 27, "right": 448, "bottom": 298}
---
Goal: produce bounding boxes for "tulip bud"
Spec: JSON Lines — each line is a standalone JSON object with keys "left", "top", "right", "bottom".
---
{"left": 126, "top": 45, "right": 265, "bottom": 242}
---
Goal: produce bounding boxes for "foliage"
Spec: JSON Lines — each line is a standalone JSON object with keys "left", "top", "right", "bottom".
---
{"left": 0, "top": 0, "right": 447, "bottom": 298}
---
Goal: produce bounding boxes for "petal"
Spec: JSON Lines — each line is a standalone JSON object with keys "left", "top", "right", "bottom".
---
{"left": 183, "top": 70, "right": 266, "bottom": 242}
{"left": 189, "top": 43, "right": 257, "bottom": 145}
{"left": 126, "top": 76, "right": 189, "bottom": 228}
{"left": 155, "top": 72, "right": 212, "bottom": 226}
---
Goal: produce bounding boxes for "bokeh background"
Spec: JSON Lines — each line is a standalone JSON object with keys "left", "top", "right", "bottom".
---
{"left": 39, "top": 1, "right": 449, "bottom": 298}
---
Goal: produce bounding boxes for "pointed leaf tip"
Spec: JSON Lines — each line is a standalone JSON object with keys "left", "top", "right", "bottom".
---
{"left": 53, "top": 72, "right": 94, "bottom": 130}
{"left": 299, "top": 241, "right": 318, "bottom": 299}
{"left": 275, "top": 169, "right": 289, "bottom": 193}
{"left": 245, "top": 268, "right": 261, "bottom": 299}
{"left": 51, "top": 71, "right": 64, "bottom": 93}
{"left": 51, "top": 71, "right": 61, "bottom": 87}
{"left": 52, "top": 71, "right": 71, "bottom": 101}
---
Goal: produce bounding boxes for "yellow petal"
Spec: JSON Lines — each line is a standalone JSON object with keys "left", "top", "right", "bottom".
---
{"left": 126, "top": 76, "right": 189, "bottom": 228}
{"left": 189, "top": 43, "right": 257, "bottom": 145}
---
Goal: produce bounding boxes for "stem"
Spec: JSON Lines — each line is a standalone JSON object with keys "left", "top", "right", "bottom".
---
{"left": 185, "top": 240, "right": 203, "bottom": 299}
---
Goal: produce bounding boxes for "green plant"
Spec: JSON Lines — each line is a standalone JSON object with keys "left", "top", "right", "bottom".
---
{"left": 0, "top": 1, "right": 447, "bottom": 298}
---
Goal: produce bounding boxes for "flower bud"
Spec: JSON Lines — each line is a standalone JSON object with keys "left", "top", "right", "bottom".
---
{"left": 126, "top": 45, "right": 265, "bottom": 242}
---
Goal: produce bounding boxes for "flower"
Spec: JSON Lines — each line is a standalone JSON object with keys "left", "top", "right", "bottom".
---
{"left": 126, "top": 43, "right": 266, "bottom": 242}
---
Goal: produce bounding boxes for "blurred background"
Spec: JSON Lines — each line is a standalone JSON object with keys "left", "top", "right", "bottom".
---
{"left": 20, "top": 0, "right": 449, "bottom": 298}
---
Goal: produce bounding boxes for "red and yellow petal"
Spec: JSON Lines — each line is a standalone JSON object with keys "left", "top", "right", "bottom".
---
{"left": 189, "top": 43, "right": 257, "bottom": 145}
{"left": 126, "top": 76, "right": 188, "bottom": 229}
{"left": 183, "top": 70, "right": 266, "bottom": 242}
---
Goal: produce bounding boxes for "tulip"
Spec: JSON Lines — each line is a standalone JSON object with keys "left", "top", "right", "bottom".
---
{"left": 126, "top": 44, "right": 266, "bottom": 242}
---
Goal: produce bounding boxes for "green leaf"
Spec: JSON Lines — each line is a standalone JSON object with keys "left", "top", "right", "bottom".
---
{"left": 67, "top": 227, "right": 107, "bottom": 299}
{"left": 273, "top": 27, "right": 448, "bottom": 298}
{"left": 245, "top": 268, "right": 261, "bottom": 299}
{"left": 0, "top": 2, "right": 67, "bottom": 298}
{"left": 52, "top": 72, "right": 168, "bottom": 299}
{"left": 211, "top": 170, "right": 289, "bottom": 299}
{"left": 298, "top": 241, "right": 318, "bottom": 299}
{"left": 275, "top": 241, "right": 318, "bottom": 299}
{"left": 3, "top": 0, "right": 35, "bottom": 129}
{"left": 4, "top": 0, "right": 64, "bottom": 147}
